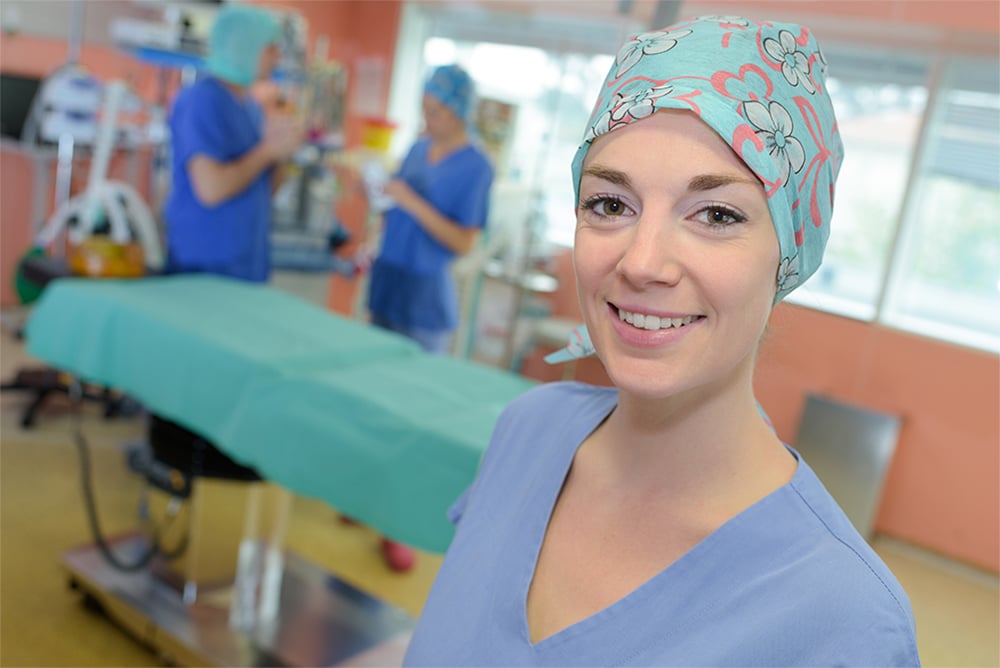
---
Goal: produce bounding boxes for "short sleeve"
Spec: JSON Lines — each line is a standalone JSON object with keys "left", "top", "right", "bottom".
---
{"left": 446, "top": 485, "right": 472, "bottom": 525}
{"left": 169, "top": 82, "right": 260, "bottom": 167}
{"left": 453, "top": 152, "right": 493, "bottom": 229}
{"left": 445, "top": 385, "right": 521, "bottom": 526}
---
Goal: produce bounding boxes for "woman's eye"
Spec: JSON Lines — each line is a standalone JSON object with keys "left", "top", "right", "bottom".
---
{"left": 582, "top": 196, "right": 632, "bottom": 218}
{"left": 600, "top": 199, "right": 625, "bottom": 215}
{"left": 698, "top": 205, "right": 746, "bottom": 226}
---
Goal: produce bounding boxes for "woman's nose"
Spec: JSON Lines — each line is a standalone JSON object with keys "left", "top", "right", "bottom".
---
{"left": 615, "top": 215, "right": 683, "bottom": 287}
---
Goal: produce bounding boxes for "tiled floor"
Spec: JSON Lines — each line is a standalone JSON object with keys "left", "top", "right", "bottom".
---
{"left": 1, "top": 315, "right": 997, "bottom": 667}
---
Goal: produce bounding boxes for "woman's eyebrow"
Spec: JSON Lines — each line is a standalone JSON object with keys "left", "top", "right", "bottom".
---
{"left": 582, "top": 165, "right": 632, "bottom": 189}
{"left": 687, "top": 173, "right": 758, "bottom": 192}
{"left": 583, "top": 167, "right": 758, "bottom": 193}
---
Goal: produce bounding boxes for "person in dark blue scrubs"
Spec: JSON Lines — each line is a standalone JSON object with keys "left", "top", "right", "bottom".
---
{"left": 359, "top": 65, "right": 493, "bottom": 572}
{"left": 367, "top": 64, "right": 494, "bottom": 353}
{"left": 164, "top": 4, "right": 304, "bottom": 282}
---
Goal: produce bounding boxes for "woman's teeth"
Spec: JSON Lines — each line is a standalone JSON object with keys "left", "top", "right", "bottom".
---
{"left": 617, "top": 308, "right": 698, "bottom": 331}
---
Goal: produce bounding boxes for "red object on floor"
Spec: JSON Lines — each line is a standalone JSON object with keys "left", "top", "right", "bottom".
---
{"left": 381, "top": 539, "right": 416, "bottom": 572}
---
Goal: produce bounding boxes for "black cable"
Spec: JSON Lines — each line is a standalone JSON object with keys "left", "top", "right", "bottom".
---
{"left": 71, "top": 382, "right": 189, "bottom": 571}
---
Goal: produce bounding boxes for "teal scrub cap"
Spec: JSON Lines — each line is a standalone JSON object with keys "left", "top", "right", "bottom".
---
{"left": 548, "top": 15, "right": 844, "bottom": 365}
{"left": 424, "top": 65, "right": 476, "bottom": 127}
{"left": 206, "top": 4, "right": 281, "bottom": 87}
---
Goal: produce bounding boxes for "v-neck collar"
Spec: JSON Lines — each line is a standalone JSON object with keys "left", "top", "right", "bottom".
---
{"left": 518, "top": 389, "right": 804, "bottom": 656}
{"left": 422, "top": 137, "right": 471, "bottom": 167}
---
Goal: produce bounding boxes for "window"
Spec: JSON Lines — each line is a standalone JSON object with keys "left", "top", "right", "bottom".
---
{"left": 881, "top": 58, "right": 1000, "bottom": 351}
{"left": 784, "top": 49, "right": 999, "bottom": 352}
{"left": 785, "top": 49, "right": 930, "bottom": 320}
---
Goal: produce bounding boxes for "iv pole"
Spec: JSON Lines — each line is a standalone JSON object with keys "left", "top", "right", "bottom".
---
{"left": 53, "top": 0, "right": 87, "bottom": 217}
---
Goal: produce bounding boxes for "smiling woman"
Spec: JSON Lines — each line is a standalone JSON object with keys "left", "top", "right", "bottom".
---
{"left": 573, "top": 110, "right": 779, "bottom": 401}
{"left": 403, "top": 15, "right": 921, "bottom": 668}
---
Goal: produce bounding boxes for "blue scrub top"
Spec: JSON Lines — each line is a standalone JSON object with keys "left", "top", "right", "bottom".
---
{"left": 164, "top": 76, "right": 273, "bottom": 282}
{"left": 367, "top": 137, "right": 492, "bottom": 331}
{"left": 404, "top": 383, "right": 920, "bottom": 667}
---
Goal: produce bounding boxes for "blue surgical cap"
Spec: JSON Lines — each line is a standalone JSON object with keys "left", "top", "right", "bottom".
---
{"left": 206, "top": 4, "right": 281, "bottom": 87}
{"left": 424, "top": 65, "right": 476, "bottom": 127}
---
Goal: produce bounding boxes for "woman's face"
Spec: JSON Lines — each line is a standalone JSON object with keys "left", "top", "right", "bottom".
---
{"left": 257, "top": 43, "right": 280, "bottom": 81}
{"left": 573, "top": 109, "right": 779, "bottom": 401}
{"left": 421, "top": 94, "right": 463, "bottom": 141}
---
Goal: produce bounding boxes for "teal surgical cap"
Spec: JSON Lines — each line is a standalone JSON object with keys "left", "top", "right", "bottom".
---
{"left": 206, "top": 4, "right": 280, "bottom": 87}
{"left": 424, "top": 65, "right": 475, "bottom": 127}
{"left": 549, "top": 15, "right": 844, "bottom": 365}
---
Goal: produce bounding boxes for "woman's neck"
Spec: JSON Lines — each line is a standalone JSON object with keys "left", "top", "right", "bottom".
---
{"left": 428, "top": 129, "right": 469, "bottom": 162}
{"left": 579, "top": 377, "right": 794, "bottom": 509}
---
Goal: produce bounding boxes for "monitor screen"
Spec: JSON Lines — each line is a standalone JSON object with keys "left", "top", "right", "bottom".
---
{"left": 0, "top": 73, "right": 42, "bottom": 140}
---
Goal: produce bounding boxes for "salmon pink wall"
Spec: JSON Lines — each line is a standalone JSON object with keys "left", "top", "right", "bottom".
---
{"left": 258, "top": 0, "right": 402, "bottom": 147}
{"left": 680, "top": 0, "right": 999, "bottom": 54}
{"left": 254, "top": 0, "right": 403, "bottom": 316}
{"left": 683, "top": 0, "right": 1000, "bottom": 35}
{"left": 0, "top": 149, "right": 38, "bottom": 304}
{"left": 0, "top": 33, "right": 177, "bottom": 103}
{"left": 522, "top": 250, "right": 999, "bottom": 573}
{"left": 757, "top": 305, "right": 999, "bottom": 573}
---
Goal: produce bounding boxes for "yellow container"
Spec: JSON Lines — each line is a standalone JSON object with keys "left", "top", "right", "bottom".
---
{"left": 360, "top": 117, "right": 397, "bottom": 153}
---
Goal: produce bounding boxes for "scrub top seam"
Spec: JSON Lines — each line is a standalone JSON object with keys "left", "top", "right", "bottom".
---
{"left": 788, "top": 479, "right": 918, "bottom": 646}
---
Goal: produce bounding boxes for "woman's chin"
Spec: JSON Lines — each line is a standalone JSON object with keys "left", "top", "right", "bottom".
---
{"left": 602, "top": 359, "right": 686, "bottom": 400}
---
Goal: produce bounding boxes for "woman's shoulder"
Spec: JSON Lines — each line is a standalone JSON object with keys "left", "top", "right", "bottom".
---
{"left": 172, "top": 77, "right": 232, "bottom": 114}
{"left": 502, "top": 381, "right": 616, "bottom": 421}
{"left": 769, "top": 459, "right": 920, "bottom": 662}
{"left": 461, "top": 141, "right": 495, "bottom": 173}
{"left": 693, "top": 476, "right": 921, "bottom": 665}
{"left": 481, "top": 382, "right": 615, "bottom": 470}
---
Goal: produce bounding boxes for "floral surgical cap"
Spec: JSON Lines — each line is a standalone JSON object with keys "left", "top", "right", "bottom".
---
{"left": 548, "top": 15, "right": 844, "bottom": 365}
{"left": 206, "top": 4, "right": 281, "bottom": 88}
{"left": 424, "top": 65, "right": 476, "bottom": 127}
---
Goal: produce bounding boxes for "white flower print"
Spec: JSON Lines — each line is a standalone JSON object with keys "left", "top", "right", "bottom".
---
{"left": 585, "top": 84, "right": 674, "bottom": 141}
{"left": 763, "top": 29, "right": 815, "bottom": 94}
{"left": 618, "top": 83, "right": 675, "bottom": 123}
{"left": 615, "top": 29, "right": 692, "bottom": 79}
{"left": 743, "top": 100, "right": 806, "bottom": 185}
{"left": 776, "top": 255, "right": 800, "bottom": 292}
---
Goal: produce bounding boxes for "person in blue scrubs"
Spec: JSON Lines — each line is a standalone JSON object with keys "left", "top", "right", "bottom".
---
{"left": 404, "top": 16, "right": 920, "bottom": 667}
{"left": 164, "top": 4, "right": 304, "bottom": 282}
{"left": 366, "top": 64, "right": 494, "bottom": 354}
{"left": 359, "top": 65, "right": 493, "bottom": 572}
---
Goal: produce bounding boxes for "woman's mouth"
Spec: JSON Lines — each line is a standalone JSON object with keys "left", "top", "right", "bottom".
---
{"left": 615, "top": 306, "right": 703, "bottom": 331}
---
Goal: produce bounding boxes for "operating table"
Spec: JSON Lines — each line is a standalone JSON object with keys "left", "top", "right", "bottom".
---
{"left": 24, "top": 274, "right": 535, "bottom": 665}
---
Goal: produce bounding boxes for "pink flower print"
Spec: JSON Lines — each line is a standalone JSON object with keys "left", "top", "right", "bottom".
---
{"left": 743, "top": 100, "right": 806, "bottom": 185}
{"left": 776, "top": 255, "right": 801, "bottom": 291}
{"left": 711, "top": 63, "right": 772, "bottom": 102}
{"left": 614, "top": 29, "right": 692, "bottom": 79}
{"left": 567, "top": 324, "right": 595, "bottom": 359}
{"left": 763, "top": 30, "right": 816, "bottom": 94}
